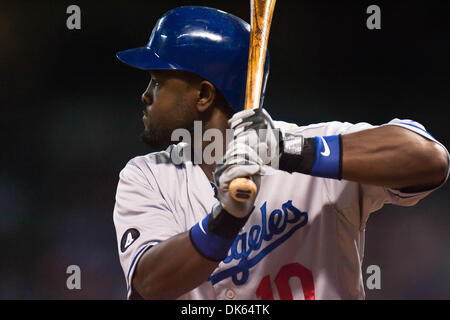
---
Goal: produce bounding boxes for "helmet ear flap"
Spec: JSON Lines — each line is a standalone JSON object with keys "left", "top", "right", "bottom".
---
{"left": 116, "top": 6, "right": 270, "bottom": 113}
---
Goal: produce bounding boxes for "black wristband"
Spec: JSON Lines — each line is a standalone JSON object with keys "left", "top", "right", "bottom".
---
{"left": 207, "top": 203, "right": 253, "bottom": 238}
{"left": 279, "top": 137, "right": 316, "bottom": 174}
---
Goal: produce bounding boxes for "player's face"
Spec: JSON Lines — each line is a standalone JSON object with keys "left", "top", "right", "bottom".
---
{"left": 140, "top": 70, "right": 200, "bottom": 149}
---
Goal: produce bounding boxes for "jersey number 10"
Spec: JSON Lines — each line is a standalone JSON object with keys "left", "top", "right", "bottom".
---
{"left": 255, "top": 262, "right": 315, "bottom": 300}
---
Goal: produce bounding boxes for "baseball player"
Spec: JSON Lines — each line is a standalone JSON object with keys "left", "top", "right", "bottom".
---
{"left": 113, "top": 6, "right": 449, "bottom": 300}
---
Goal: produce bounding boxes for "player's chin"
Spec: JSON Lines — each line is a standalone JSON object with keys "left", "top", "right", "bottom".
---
{"left": 140, "top": 129, "right": 172, "bottom": 151}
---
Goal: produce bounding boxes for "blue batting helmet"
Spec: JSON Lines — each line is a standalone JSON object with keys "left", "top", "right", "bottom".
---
{"left": 116, "top": 6, "right": 270, "bottom": 113}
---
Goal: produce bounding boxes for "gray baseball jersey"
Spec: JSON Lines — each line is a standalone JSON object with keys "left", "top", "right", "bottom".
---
{"left": 113, "top": 119, "right": 449, "bottom": 299}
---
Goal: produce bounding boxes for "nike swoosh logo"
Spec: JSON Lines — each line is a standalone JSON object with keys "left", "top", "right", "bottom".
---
{"left": 199, "top": 221, "right": 207, "bottom": 235}
{"left": 320, "top": 137, "right": 330, "bottom": 157}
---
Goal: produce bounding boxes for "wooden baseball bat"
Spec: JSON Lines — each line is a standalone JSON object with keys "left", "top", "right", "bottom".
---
{"left": 229, "top": 0, "right": 276, "bottom": 202}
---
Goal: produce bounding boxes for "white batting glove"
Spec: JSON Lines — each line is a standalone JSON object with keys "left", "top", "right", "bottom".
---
{"left": 229, "top": 108, "right": 281, "bottom": 170}
{"left": 213, "top": 142, "right": 262, "bottom": 218}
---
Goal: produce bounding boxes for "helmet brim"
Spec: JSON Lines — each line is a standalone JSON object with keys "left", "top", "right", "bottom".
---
{"left": 116, "top": 46, "right": 181, "bottom": 71}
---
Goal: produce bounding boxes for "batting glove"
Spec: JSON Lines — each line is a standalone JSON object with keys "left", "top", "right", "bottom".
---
{"left": 213, "top": 141, "right": 263, "bottom": 218}
{"left": 228, "top": 108, "right": 282, "bottom": 170}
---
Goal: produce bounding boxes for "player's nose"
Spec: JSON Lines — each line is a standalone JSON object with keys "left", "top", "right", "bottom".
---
{"left": 141, "top": 77, "right": 155, "bottom": 105}
{"left": 141, "top": 91, "right": 152, "bottom": 106}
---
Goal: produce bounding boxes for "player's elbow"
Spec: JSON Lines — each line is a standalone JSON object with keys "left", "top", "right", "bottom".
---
{"left": 426, "top": 143, "right": 449, "bottom": 187}
{"left": 132, "top": 270, "right": 179, "bottom": 300}
{"left": 132, "top": 265, "right": 181, "bottom": 300}
{"left": 412, "top": 140, "right": 449, "bottom": 190}
{"left": 131, "top": 255, "right": 187, "bottom": 300}
{"left": 398, "top": 136, "right": 448, "bottom": 191}
{"left": 132, "top": 277, "right": 165, "bottom": 300}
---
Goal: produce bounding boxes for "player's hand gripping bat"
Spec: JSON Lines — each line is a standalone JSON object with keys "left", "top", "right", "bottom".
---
{"left": 229, "top": 0, "right": 276, "bottom": 202}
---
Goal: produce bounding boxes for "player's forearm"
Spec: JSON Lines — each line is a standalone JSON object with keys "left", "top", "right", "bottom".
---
{"left": 132, "top": 231, "right": 219, "bottom": 300}
{"left": 341, "top": 125, "right": 448, "bottom": 190}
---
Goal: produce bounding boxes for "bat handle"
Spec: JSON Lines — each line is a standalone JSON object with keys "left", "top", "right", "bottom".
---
{"left": 229, "top": 177, "right": 258, "bottom": 202}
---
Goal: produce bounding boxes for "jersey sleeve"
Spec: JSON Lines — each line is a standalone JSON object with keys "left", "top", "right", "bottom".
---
{"left": 113, "top": 158, "right": 183, "bottom": 299}
{"left": 280, "top": 119, "right": 449, "bottom": 230}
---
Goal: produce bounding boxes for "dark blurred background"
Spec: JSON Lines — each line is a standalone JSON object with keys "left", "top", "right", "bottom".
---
{"left": 0, "top": 0, "right": 449, "bottom": 299}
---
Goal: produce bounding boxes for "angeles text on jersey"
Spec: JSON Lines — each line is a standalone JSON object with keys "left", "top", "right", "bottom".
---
{"left": 209, "top": 200, "right": 308, "bottom": 286}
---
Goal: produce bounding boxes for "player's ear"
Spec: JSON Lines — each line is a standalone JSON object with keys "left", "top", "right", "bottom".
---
{"left": 196, "top": 80, "right": 216, "bottom": 113}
